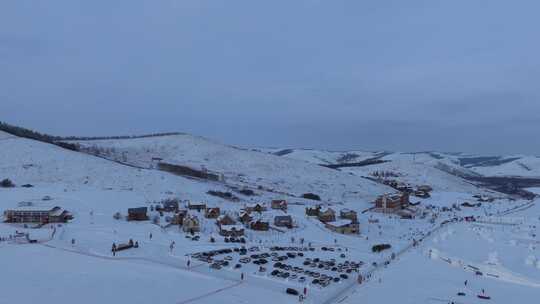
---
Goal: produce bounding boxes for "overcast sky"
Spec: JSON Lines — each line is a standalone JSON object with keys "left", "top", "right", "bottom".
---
{"left": 1, "top": 1, "right": 539, "bottom": 154}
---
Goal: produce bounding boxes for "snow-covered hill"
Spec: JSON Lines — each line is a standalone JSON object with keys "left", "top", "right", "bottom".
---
{"left": 258, "top": 148, "right": 386, "bottom": 165}
{"left": 259, "top": 148, "right": 484, "bottom": 194}
{"left": 2, "top": 129, "right": 538, "bottom": 304}
{"left": 0, "top": 131, "right": 240, "bottom": 204}
{"left": 66, "top": 135, "right": 391, "bottom": 203}
{"left": 465, "top": 155, "right": 540, "bottom": 178}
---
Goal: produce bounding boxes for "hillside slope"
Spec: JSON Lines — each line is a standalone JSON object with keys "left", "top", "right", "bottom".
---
{"left": 0, "top": 131, "right": 238, "bottom": 204}
{"left": 466, "top": 155, "right": 540, "bottom": 178}
{"left": 66, "top": 135, "right": 391, "bottom": 203}
{"left": 262, "top": 147, "right": 484, "bottom": 194}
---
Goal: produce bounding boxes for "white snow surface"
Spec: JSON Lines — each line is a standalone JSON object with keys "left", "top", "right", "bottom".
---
{"left": 1, "top": 132, "right": 539, "bottom": 304}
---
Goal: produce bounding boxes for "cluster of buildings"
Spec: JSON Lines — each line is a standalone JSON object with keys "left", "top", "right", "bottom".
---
{"left": 127, "top": 199, "right": 294, "bottom": 237}
{"left": 128, "top": 202, "right": 200, "bottom": 234}
{"left": 305, "top": 206, "right": 359, "bottom": 234}
{"left": 376, "top": 178, "right": 433, "bottom": 199}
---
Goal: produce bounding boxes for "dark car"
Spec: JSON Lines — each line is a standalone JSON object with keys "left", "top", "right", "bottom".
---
{"left": 286, "top": 288, "right": 299, "bottom": 296}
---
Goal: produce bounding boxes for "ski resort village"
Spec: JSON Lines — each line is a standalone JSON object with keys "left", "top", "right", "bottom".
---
{"left": 1, "top": 128, "right": 540, "bottom": 304}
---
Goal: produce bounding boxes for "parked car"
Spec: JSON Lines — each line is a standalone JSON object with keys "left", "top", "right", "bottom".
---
{"left": 286, "top": 288, "right": 299, "bottom": 296}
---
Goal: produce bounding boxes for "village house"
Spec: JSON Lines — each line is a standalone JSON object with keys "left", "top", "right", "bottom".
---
{"left": 414, "top": 190, "right": 431, "bottom": 198}
{"left": 318, "top": 207, "right": 336, "bottom": 223}
{"left": 157, "top": 200, "right": 179, "bottom": 212}
{"left": 171, "top": 210, "right": 187, "bottom": 225}
{"left": 183, "top": 215, "right": 200, "bottom": 233}
{"left": 128, "top": 207, "right": 149, "bottom": 221}
{"left": 217, "top": 214, "right": 237, "bottom": 226}
{"left": 239, "top": 211, "right": 252, "bottom": 224}
{"left": 187, "top": 202, "right": 207, "bottom": 212}
{"left": 395, "top": 182, "right": 413, "bottom": 192}
{"left": 250, "top": 220, "right": 270, "bottom": 231}
{"left": 324, "top": 219, "right": 359, "bottom": 235}
{"left": 205, "top": 207, "right": 221, "bottom": 219}
{"left": 339, "top": 209, "right": 358, "bottom": 222}
{"left": 219, "top": 224, "right": 245, "bottom": 237}
{"left": 305, "top": 205, "right": 321, "bottom": 217}
{"left": 274, "top": 215, "right": 293, "bottom": 228}
{"left": 244, "top": 203, "right": 267, "bottom": 213}
{"left": 417, "top": 185, "right": 433, "bottom": 193}
{"left": 4, "top": 206, "right": 72, "bottom": 224}
{"left": 374, "top": 193, "right": 410, "bottom": 212}
{"left": 396, "top": 208, "right": 416, "bottom": 219}
{"left": 271, "top": 200, "right": 287, "bottom": 211}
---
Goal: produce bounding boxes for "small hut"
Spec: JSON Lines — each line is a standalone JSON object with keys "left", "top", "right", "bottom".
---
{"left": 305, "top": 205, "right": 321, "bottom": 217}
{"left": 217, "top": 214, "right": 237, "bottom": 226}
{"left": 318, "top": 207, "right": 336, "bottom": 223}
{"left": 340, "top": 209, "right": 358, "bottom": 222}
{"left": 250, "top": 220, "right": 270, "bottom": 231}
{"left": 274, "top": 215, "right": 293, "bottom": 229}
{"left": 324, "top": 220, "right": 359, "bottom": 234}
{"left": 244, "top": 203, "right": 267, "bottom": 213}
{"left": 205, "top": 207, "right": 221, "bottom": 219}
{"left": 159, "top": 200, "right": 179, "bottom": 212}
{"left": 187, "top": 202, "right": 207, "bottom": 212}
{"left": 128, "top": 207, "right": 149, "bottom": 221}
{"left": 239, "top": 212, "right": 252, "bottom": 224}
{"left": 183, "top": 215, "right": 200, "bottom": 233}
{"left": 171, "top": 210, "right": 187, "bottom": 225}
{"left": 271, "top": 200, "right": 287, "bottom": 211}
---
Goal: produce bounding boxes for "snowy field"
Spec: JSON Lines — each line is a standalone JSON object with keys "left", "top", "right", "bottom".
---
{"left": 1, "top": 131, "right": 540, "bottom": 303}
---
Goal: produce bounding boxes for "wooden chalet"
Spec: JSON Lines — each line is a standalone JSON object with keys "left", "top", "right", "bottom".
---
{"left": 171, "top": 210, "right": 187, "bottom": 225}
{"left": 217, "top": 214, "right": 236, "bottom": 226}
{"left": 318, "top": 207, "right": 336, "bottom": 223}
{"left": 128, "top": 207, "right": 149, "bottom": 221}
{"left": 250, "top": 220, "right": 270, "bottom": 231}
{"left": 305, "top": 205, "right": 321, "bottom": 217}
{"left": 339, "top": 209, "right": 358, "bottom": 222}
{"left": 219, "top": 224, "right": 245, "bottom": 237}
{"left": 417, "top": 185, "right": 433, "bottom": 193}
{"left": 183, "top": 215, "right": 200, "bottom": 233}
{"left": 157, "top": 200, "right": 179, "bottom": 212}
{"left": 324, "top": 219, "right": 359, "bottom": 235}
{"left": 239, "top": 212, "right": 252, "bottom": 224}
{"left": 205, "top": 207, "right": 221, "bottom": 219}
{"left": 414, "top": 190, "right": 431, "bottom": 198}
{"left": 244, "top": 203, "right": 267, "bottom": 213}
{"left": 271, "top": 200, "right": 287, "bottom": 211}
{"left": 274, "top": 215, "right": 293, "bottom": 229}
{"left": 187, "top": 202, "right": 207, "bottom": 212}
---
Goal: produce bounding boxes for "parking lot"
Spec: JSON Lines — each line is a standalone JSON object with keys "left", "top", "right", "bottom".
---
{"left": 191, "top": 245, "right": 363, "bottom": 293}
